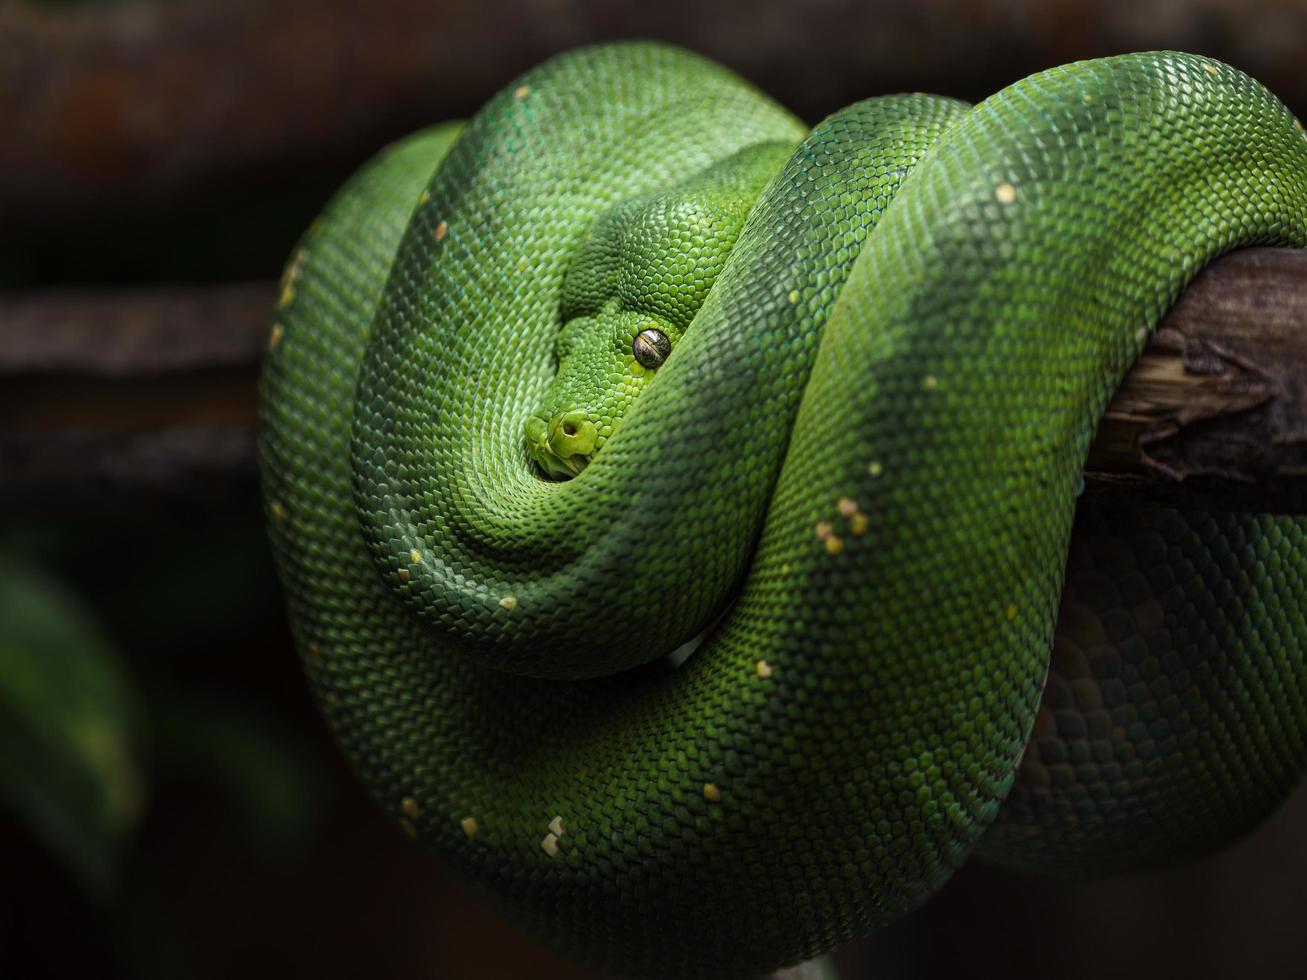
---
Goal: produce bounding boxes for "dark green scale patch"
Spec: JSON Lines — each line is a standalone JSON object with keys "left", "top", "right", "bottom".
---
{"left": 979, "top": 501, "right": 1307, "bottom": 873}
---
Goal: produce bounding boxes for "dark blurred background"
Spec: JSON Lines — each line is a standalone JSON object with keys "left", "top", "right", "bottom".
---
{"left": 3, "top": 1, "right": 1307, "bottom": 978}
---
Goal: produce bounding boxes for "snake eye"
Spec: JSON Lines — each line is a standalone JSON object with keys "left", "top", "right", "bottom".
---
{"left": 632, "top": 328, "right": 671, "bottom": 369}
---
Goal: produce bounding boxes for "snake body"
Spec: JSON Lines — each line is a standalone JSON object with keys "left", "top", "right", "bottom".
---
{"left": 259, "top": 44, "right": 1307, "bottom": 977}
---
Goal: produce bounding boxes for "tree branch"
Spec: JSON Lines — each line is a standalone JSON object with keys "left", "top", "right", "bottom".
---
{"left": 2, "top": 247, "right": 1305, "bottom": 513}
{"left": 1085, "top": 248, "right": 1307, "bottom": 513}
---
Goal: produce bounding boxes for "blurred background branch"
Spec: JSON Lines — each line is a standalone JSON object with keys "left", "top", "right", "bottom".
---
{"left": 0, "top": 281, "right": 267, "bottom": 514}
{"left": 5, "top": 0, "right": 1307, "bottom": 285}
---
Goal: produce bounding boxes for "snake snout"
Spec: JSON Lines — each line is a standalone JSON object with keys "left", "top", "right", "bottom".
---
{"left": 525, "top": 408, "right": 598, "bottom": 479}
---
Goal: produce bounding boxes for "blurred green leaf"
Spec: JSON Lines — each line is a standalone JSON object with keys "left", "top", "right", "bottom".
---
{"left": 0, "top": 552, "right": 146, "bottom": 897}
{"left": 150, "top": 688, "right": 327, "bottom": 853}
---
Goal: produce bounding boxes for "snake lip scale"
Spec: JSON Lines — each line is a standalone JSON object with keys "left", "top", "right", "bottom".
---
{"left": 260, "top": 42, "right": 1307, "bottom": 978}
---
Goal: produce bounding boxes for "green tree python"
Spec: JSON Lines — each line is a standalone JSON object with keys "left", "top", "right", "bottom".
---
{"left": 258, "top": 42, "right": 1307, "bottom": 977}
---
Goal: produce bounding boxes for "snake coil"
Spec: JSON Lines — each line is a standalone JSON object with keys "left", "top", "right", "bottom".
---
{"left": 260, "top": 43, "right": 1307, "bottom": 978}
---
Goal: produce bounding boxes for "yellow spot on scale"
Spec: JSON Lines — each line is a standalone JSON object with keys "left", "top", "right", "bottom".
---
{"left": 418, "top": 189, "right": 430, "bottom": 206}
{"left": 498, "top": 595, "right": 518, "bottom": 610}
{"left": 868, "top": 461, "right": 883, "bottom": 477}
{"left": 409, "top": 549, "right": 422, "bottom": 564}
{"left": 922, "top": 374, "right": 939, "bottom": 391}
{"left": 398, "top": 568, "right": 411, "bottom": 582}
{"left": 434, "top": 220, "right": 448, "bottom": 241}
{"left": 402, "top": 797, "right": 419, "bottom": 819}
{"left": 824, "top": 535, "right": 844, "bottom": 556}
{"left": 788, "top": 289, "right": 801, "bottom": 304}
{"left": 269, "top": 501, "right": 286, "bottom": 522}
{"left": 514, "top": 84, "right": 531, "bottom": 100}
{"left": 542, "top": 832, "right": 559, "bottom": 856}
{"left": 278, "top": 249, "right": 307, "bottom": 308}
{"left": 268, "top": 323, "right": 285, "bottom": 350}
{"left": 549, "top": 815, "right": 564, "bottom": 836}
{"left": 1202, "top": 63, "right": 1220, "bottom": 76}
{"left": 848, "top": 512, "right": 869, "bottom": 536}
{"left": 461, "top": 816, "right": 479, "bottom": 838}
{"left": 703, "top": 783, "right": 722, "bottom": 802}
{"left": 994, "top": 182, "right": 1017, "bottom": 205}
{"left": 814, "top": 520, "right": 833, "bottom": 540}
{"left": 401, "top": 819, "right": 417, "bottom": 839}
{"left": 1006, "top": 603, "right": 1018, "bottom": 620}
{"left": 1082, "top": 93, "right": 1094, "bottom": 104}
{"left": 755, "top": 659, "right": 773, "bottom": 679}
{"left": 837, "top": 496, "right": 858, "bottom": 517}
{"left": 1135, "top": 325, "right": 1149, "bottom": 346}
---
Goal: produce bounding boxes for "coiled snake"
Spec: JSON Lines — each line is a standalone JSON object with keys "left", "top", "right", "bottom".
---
{"left": 259, "top": 43, "right": 1307, "bottom": 977}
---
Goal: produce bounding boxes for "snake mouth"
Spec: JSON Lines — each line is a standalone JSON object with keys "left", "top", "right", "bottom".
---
{"left": 525, "top": 409, "right": 598, "bottom": 479}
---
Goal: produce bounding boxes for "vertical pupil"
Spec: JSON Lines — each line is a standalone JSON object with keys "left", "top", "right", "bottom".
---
{"left": 634, "top": 328, "right": 670, "bottom": 368}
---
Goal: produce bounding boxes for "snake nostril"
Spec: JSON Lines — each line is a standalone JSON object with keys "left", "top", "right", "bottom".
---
{"left": 563, "top": 422, "right": 577, "bottom": 436}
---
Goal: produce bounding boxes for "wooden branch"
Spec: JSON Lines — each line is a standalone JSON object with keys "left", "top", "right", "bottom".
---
{"left": 1085, "top": 248, "right": 1307, "bottom": 513}
{"left": 2, "top": 248, "right": 1305, "bottom": 513}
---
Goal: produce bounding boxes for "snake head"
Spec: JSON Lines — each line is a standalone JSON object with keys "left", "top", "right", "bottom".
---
{"left": 523, "top": 310, "right": 678, "bottom": 480}
{"left": 524, "top": 141, "right": 792, "bottom": 480}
